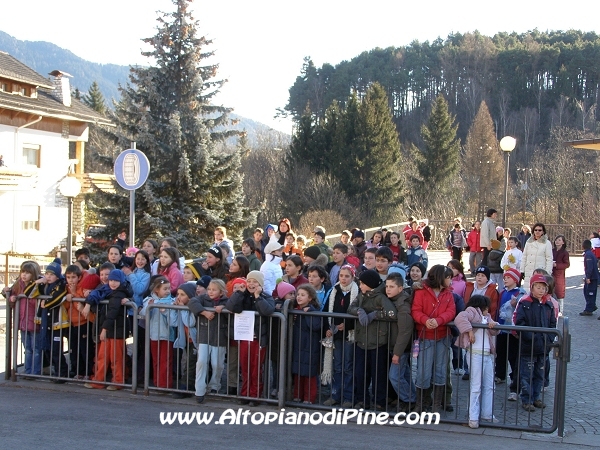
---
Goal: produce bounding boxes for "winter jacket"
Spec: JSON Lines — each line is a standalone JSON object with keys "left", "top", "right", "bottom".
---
{"left": 389, "top": 290, "right": 414, "bottom": 357}
{"left": 480, "top": 217, "right": 496, "bottom": 249}
{"left": 247, "top": 253, "right": 262, "bottom": 272}
{"left": 354, "top": 240, "right": 367, "bottom": 263}
{"left": 172, "top": 308, "right": 197, "bottom": 350}
{"left": 282, "top": 274, "right": 310, "bottom": 290}
{"left": 451, "top": 274, "right": 466, "bottom": 299}
{"left": 225, "top": 289, "right": 276, "bottom": 346}
{"left": 454, "top": 306, "right": 499, "bottom": 354}
{"left": 488, "top": 249, "right": 505, "bottom": 273}
{"left": 467, "top": 228, "right": 482, "bottom": 252}
{"left": 127, "top": 268, "right": 151, "bottom": 308}
{"left": 513, "top": 294, "right": 556, "bottom": 355}
{"left": 12, "top": 279, "right": 39, "bottom": 332}
{"left": 498, "top": 286, "right": 527, "bottom": 329}
{"left": 447, "top": 229, "right": 467, "bottom": 249}
{"left": 141, "top": 294, "right": 175, "bottom": 341}
{"left": 98, "top": 285, "right": 131, "bottom": 339}
{"left": 552, "top": 247, "right": 570, "bottom": 299}
{"left": 348, "top": 288, "right": 397, "bottom": 350}
{"left": 583, "top": 249, "right": 599, "bottom": 281}
{"left": 322, "top": 282, "right": 358, "bottom": 341}
{"left": 291, "top": 304, "right": 322, "bottom": 377}
{"left": 157, "top": 263, "right": 184, "bottom": 295}
{"left": 260, "top": 256, "right": 283, "bottom": 296}
{"left": 411, "top": 283, "right": 456, "bottom": 341}
{"left": 520, "top": 234, "right": 553, "bottom": 284}
{"left": 464, "top": 281, "right": 499, "bottom": 320}
{"left": 517, "top": 232, "right": 531, "bottom": 251}
{"left": 406, "top": 246, "right": 428, "bottom": 269}
{"left": 501, "top": 248, "right": 523, "bottom": 271}
{"left": 187, "top": 293, "right": 229, "bottom": 346}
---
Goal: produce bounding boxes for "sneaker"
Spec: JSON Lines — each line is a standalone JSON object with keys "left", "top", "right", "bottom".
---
{"left": 579, "top": 311, "right": 593, "bottom": 316}
{"left": 481, "top": 416, "right": 499, "bottom": 423}
{"left": 508, "top": 392, "right": 518, "bottom": 401}
{"left": 462, "top": 373, "right": 470, "bottom": 381}
{"left": 248, "top": 401, "right": 261, "bottom": 407}
{"left": 303, "top": 401, "right": 312, "bottom": 405}
{"left": 342, "top": 401, "right": 354, "bottom": 408}
{"left": 323, "top": 398, "right": 339, "bottom": 406}
{"left": 196, "top": 395, "right": 205, "bottom": 404}
{"left": 533, "top": 400, "right": 546, "bottom": 408}
{"left": 522, "top": 403, "right": 536, "bottom": 412}
{"left": 83, "top": 383, "right": 95, "bottom": 389}
{"left": 293, "top": 398, "right": 302, "bottom": 402}
{"left": 468, "top": 420, "right": 479, "bottom": 429}
{"left": 494, "top": 377, "right": 505, "bottom": 384}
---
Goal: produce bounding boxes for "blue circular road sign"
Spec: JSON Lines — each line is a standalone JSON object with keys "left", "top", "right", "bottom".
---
{"left": 114, "top": 149, "right": 150, "bottom": 190}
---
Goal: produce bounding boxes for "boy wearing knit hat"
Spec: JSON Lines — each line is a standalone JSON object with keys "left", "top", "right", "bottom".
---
{"left": 348, "top": 269, "right": 397, "bottom": 409}
{"left": 513, "top": 274, "right": 556, "bottom": 411}
{"left": 497, "top": 268, "right": 527, "bottom": 399}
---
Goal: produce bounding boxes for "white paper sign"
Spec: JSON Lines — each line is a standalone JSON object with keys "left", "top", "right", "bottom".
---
{"left": 234, "top": 311, "right": 255, "bottom": 341}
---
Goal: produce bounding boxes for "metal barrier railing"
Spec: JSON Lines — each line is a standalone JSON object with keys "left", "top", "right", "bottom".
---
{"left": 6, "top": 294, "right": 570, "bottom": 436}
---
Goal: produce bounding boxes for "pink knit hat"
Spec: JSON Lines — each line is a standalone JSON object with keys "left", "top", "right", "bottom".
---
{"left": 275, "top": 281, "right": 296, "bottom": 299}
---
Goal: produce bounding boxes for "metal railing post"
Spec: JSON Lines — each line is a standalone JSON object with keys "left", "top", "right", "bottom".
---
{"left": 278, "top": 300, "right": 291, "bottom": 409}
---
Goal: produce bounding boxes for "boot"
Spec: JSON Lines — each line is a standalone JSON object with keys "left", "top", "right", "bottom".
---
{"left": 414, "top": 388, "right": 425, "bottom": 413}
{"left": 423, "top": 386, "right": 433, "bottom": 410}
{"left": 433, "top": 385, "right": 445, "bottom": 413}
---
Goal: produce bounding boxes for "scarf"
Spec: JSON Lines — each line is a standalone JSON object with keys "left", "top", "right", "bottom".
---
{"left": 321, "top": 281, "right": 358, "bottom": 385}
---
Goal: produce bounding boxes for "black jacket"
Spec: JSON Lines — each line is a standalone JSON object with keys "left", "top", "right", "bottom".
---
{"left": 226, "top": 290, "right": 276, "bottom": 346}
{"left": 514, "top": 295, "right": 556, "bottom": 355}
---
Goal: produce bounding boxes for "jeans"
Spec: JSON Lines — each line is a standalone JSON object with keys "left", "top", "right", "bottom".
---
{"left": 584, "top": 279, "right": 598, "bottom": 312}
{"left": 389, "top": 353, "right": 416, "bottom": 402}
{"left": 354, "top": 344, "right": 389, "bottom": 406}
{"left": 469, "top": 251, "right": 483, "bottom": 273}
{"left": 467, "top": 351, "right": 495, "bottom": 421}
{"left": 21, "top": 330, "right": 42, "bottom": 375}
{"left": 519, "top": 354, "right": 545, "bottom": 404}
{"left": 331, "top": 339, "right": 355, "bottom": 403}
{"left": 415, "top": 336, "right": 451, "bottom": 389}
{"left": 195, "top": 344, "right": 226, "bottom": 396}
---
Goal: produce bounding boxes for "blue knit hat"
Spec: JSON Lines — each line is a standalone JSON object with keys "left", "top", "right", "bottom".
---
{"left": 45, "top": 258, "right": 62, "bottom": 277}
{"left": 108, "top": 269, "right": 125, "bottom": 284}
{"left": 196, "top": 275, "right": 212, "bottom": 289}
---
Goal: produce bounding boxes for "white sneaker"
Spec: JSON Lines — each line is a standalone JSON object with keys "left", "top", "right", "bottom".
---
{"left": 468, "top": 420, "right": 479, "bottom": 429}
{"left": 508, "top": 392, "right": 518, "bottom": 401}
{"left": 481, "top": 416, "right": 499, "bottom": 423}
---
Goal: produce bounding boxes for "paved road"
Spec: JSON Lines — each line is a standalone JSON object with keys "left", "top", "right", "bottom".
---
{"left": 1, "top": 251, "right": 598, "bottom": 447}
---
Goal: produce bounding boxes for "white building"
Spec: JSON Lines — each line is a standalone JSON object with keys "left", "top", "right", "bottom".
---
{"left": 0, "top": 51, "right": 113, "bottom": 256}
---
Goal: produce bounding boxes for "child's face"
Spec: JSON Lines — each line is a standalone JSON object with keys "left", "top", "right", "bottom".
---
{"left": 385, "top": 280, "right": 403, "bottom": 298}
{"left": 338, "top": 269, "right": 353, "bottom": 286}
{"left": 267, "top": 228, "right": 274, "bottom": 238}
{"left": 475, "top": 273, "right": 488, "bottom": 286}
{"left": 183, "top": 268, "right": 196, "bottom": 282}
{"left": 508, "top": 239, "right": 517, "bottom": 249}
{"left": 286, "top": 235, "right": 295, "bottom": 245}
{"left": 253, "top": 231, "right": 263, "bottom": 242}
{"left": 99, "top": 269, "right": 110, "bottom": 285}
{"left": 448, "top": 265, "right": 459, "bottom": 277}
{"left": 332, "top": 249, "right": 345, "bottom": 264}
{"left": 214, "top": 231, "right": 224, "bottom": 242}
{"left": 135, "top": 253, "right": 147, "bottom": 269}
{"left": 390, "top": 234, "right": 399, "bottom": 245}
{"left": 233, "top": 283, "right": 246, "bottom": 293}
{"left": 409, "top": 266, "right": 422, "bottom": 282}
{"left": 229, "top": 259, "right": 240, "bottom": 273}
{"left": 20, "top": 271, "right": 33, "bottom": 283}
{"left": 284, "top": 291, "right": 296, "bottom": 301}
{"left": 66, "top": 272, "right": 79, "bottom": 286}
{"left": 296, "top": 289, "right": 310, "bottom": 307}
{"left": 109, "top": 280, "right": 121, "bottom": 290}
{"left": 340, "top": 235, "right": 349, "bottom": 244}
{"left": 303, "top": 255, "right": 315, "bottom": 264}
{"left": 444, "top": 276, "right": 452, "bottom": 288}
{"left": 375, "top": 257, "right": 390, "bottom": 274}
{"left": 205, "top": 253, "right": 218, "bottom": 267}
{"left": 285, "top": 260, "right": 300, "bottom": 277}
{"left": 207, "top": 283, "right": 221, "bottom": 300}
{"left": 296, "top": 238, "right": 305, "bottom": 248}
{"left": 155, "top": 283, "right": 171, "bottom": 298}
{"left": 107, "top": 247, "right": 121, "bottom": 264}
{"left": 372, "top": 233, "right": 382, "bottom": 244}
{"left": 531, "top": 282, "right": 548, "bottom": 298}
{"left": 411, "top": 238, "right": 420, "bottom": 248}
{"left": 142, "top": 241, "right": 156, "bottom": 256}
{"left": 196, "top": 285, "right": 207, "bottom": 296}
{"left": 363, "top": 253, "right": 376, "bottom": 270}
{"left": 45, "top": 272, "right": 58, "bottom": 284}
{"left": 359, "top": 281, "right": 372, "bottom": 294}
{"left": 313, "top": 234, "right": 323, "bottom": 244}
{"left": 503, "top": 275, "right": 516, "bottom": 289}
{"left": 176, "top": 290, "right": 190, "bottom": 305}
{"left": 307, "top": 271, "right": 323, "bottom": 288}
{"left": 242, "top": 243, "right": 251, "bottom": 256}
{"left": 159, "top": 251, "right": 173, "bottom": 267}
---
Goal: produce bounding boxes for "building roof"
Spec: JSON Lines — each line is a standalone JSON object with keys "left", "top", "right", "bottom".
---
{"left": 0, "top": 51, "right": 54, "bottom": 89}
{"left": 565, "top": 138, "right": 600, "bottom": 151}
{"left": 0, "top": 88, "right": 113, "bottom": 126}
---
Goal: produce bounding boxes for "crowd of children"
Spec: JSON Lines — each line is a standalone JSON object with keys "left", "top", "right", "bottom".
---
{"left": 2, "top": 218, "right": 575, "bottom": 428}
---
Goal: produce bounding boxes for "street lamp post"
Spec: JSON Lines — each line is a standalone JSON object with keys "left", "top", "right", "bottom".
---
{"left": 58, "top": 176, "right": 82, "bottom": 265}
{"left": 500, "top": 136, "right": 517, "bottom": 228}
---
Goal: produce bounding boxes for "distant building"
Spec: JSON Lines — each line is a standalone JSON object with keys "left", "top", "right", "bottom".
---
{"left": 0, "top": 51, "right": 113, "bottom": 256}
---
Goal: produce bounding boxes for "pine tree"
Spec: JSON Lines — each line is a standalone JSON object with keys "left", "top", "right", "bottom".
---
{"left": 417, "top": 94, "right": 461, "bottom": 209}
{"left": 90, "top": 0, "right": 249, "bottom": 256}
{"left": 463, "top": 101, "right": 504, "bottom": 219}
{"left": 82, "top": 81, "right": 107, "bottom": 115}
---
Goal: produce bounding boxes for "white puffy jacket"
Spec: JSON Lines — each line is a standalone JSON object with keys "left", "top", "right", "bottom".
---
{"left": 520, "top": 234, "right": 553, "bottom": 286}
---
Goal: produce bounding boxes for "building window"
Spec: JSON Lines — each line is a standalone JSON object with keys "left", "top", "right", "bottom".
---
{"left": 23, "top": 143, "right": 40, "bottom": 167}
{"left": 21, "top": 205, "right": 40, "bottom": 231}
{"left": 0, "top": 82, "right": 7, "bottom": 92}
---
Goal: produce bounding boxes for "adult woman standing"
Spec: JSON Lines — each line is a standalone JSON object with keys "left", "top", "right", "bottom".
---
{"left": 517, "top": 225, "right": 531, "bottom": 250}
{"left": 520, "top": 223, "right": 553, "bottom": 287}
{"left": 552, "top": 235, "right": 570, "bottom": 314}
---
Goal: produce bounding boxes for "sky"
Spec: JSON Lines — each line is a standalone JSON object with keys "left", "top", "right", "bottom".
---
{"left": 1, "top": 0, "right": 599, "bottom": 133}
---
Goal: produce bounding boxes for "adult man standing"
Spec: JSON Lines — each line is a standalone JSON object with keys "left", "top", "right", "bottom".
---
{"left": 480, "top": 208, "right": 497, "bottom": 266}
{"left": 466, "top": 221, "right": 482, "bottom": 275}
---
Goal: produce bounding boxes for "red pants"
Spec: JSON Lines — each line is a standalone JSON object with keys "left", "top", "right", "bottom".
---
{"left": 91, "top": 338, "right": 124, "bottom": 388}
{"left": 151, "top": 340, "right": 174, "bottom": 388}
{"left": 239, "top": 339, "right": 267, "bottom": 398}
{"left": 293, "top": 374, "right": 318, "bottom": 403}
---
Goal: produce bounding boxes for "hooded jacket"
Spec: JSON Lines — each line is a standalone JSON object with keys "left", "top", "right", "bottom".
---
{"left": 187, "top": 293, "right": 229, "bottom": 346}
{"left": 389, "top": 290, "right": 414, "bottom": 357}
{"left": 454, "top": 306, "right": 500, "bottom": 354}
{"left": 513, "top": 294, "right": 556, "bottom": 355}
{"left": 520, "top": 234, "right": 553, "bottom": 284}
{"left": 348, "top": 288, "right": 397, "bottom": 350}
{"left": 411, "top": 283, "right": 456, "bottom": 341}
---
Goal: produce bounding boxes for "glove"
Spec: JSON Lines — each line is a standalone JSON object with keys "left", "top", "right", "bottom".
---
{"left": 357, "top": 308, "right": 369, "bottom": 326}
{"left": 367, "top": 311, "right": 377, "bottom": 324}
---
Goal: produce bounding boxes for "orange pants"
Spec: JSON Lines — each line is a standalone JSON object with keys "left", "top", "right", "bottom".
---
{"left": 91, "top": 338, "right": 125, "bottom": 388}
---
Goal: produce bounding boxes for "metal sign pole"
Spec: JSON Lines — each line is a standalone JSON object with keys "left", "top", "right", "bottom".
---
{"left": 129, "top": 142, "right": 136, "bottom": 247}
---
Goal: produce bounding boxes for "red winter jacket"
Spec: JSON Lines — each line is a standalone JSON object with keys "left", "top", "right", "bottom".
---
{"left": 467, "top": 229, "right": 482, "bottom": 252}
{"left": 411, "top": 283, "right": 456, "bottom": 341}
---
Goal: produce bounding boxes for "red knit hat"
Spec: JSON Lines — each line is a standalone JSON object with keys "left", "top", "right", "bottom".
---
{"left": 503, "top": 268, "right": 521, "bottom": 284}
{"left": 80, "top": 273, "right": 101, "bottom": 290}
{"left": 232, "top": 277, "right": 247, "bottom": 287}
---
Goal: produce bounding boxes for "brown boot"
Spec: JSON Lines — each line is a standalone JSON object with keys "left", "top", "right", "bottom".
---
{"left": 433, "top": 385, "right": 445, "bottom": 412}
{"left": 414, "top": 388, "right": 425, "bottom": 413}
{"left": 422, "top": 386, "right": 433, "bottom": 410}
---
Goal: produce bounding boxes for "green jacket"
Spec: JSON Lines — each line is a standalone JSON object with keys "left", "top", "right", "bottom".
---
{"left": 247, "top": 253, "right": 262, "bottom": 272}
{"left": 389, "top": 290, "right": 414, "bottom": 356}
{"left": 348, "top": 288, "right": 397, "bottom": 350}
